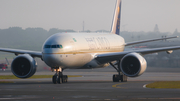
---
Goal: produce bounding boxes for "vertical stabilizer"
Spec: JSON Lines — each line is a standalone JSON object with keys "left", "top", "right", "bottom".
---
{"left": 111, "top": 0, "right": 122, "bottom": 35}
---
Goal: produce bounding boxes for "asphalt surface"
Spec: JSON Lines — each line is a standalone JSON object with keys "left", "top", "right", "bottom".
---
{"left": 1, "top": 68, "right": 180, "bottom": 101}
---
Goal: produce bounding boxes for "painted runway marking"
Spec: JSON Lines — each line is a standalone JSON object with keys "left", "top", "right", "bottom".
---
{"left": 143, "top": 84, "right": 147, "bottom": 88}
{"left": 112, "top": 83, "right": 126, "bottom": 88}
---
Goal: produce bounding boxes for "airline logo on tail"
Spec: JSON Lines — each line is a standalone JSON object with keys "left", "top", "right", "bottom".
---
{"left": 111, "top": 0, "right": 121, "bottom": 35}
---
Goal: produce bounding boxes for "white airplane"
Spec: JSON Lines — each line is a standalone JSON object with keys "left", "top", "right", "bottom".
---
{"left": 1, "top": 0, "right": 180, "bottom": 84}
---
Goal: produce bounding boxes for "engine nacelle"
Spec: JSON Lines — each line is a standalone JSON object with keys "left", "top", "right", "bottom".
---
{"left": 11, "top": 54, "right": 37, "bottom": 78}
{"left": 120, "top": 53, "right": 147, "bottom": 77}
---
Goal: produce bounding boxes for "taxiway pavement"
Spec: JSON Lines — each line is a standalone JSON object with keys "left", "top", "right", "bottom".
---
{"left": 1, "top": 67, "right": 180, "bottom": 100}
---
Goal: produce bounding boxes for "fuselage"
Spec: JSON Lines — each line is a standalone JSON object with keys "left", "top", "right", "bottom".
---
{"left": 42, "top": 32, "right": 125, "bottom": 69}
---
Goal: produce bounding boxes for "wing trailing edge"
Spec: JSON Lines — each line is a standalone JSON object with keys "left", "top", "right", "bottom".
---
{"left": 95, "top": 45, "right": 180, "bottom": 64}
{"left": 125, "top": 36, "right": 178, "bottom": 46}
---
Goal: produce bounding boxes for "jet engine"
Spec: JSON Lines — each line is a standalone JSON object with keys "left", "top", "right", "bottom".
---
{"left": 120, "top": 53, "right": 147, "bottom": 77}
{"left": 11, "top": 54, "right": 37, "bottom": 78}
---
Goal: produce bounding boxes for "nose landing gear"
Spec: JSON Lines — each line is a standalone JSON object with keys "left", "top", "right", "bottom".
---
{"left": 52, "top": 67, "right": 68, "bottom": 84}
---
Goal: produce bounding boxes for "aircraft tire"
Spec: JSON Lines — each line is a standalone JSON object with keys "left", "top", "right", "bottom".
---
{"left": 113, "top": 74, "right": 120, "bottom": 82}
{"left": 120, "top": 75, "right": 127, "bottom": 82}
{"left": 62, "top": 75, "right": 68, "bottom": 83}
{"left": 52, "top": 75, "right": 57, "bottom": 84}
{"left": 57, "top": 76, "right": 62, "bottom": 84}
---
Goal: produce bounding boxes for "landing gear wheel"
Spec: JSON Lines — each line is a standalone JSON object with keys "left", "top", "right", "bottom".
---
{"left": 62, "top": 75, "right": 68, "bottom": 83}
{"left": 110, "top": 61, "right": 128, "bottom": 82}
{"left": 52, "top": 75, "right": 57, "bottom": 84}
{"left": 121, "top": 75, "right": 127, "bottom": 82}
{"left": 113, "top": 74, "right": 120, "bottom": 82}
{"left": 113, "top": 74, "right": 127, "bottom": 82}
{"left": 52, "top": 68, "right": 68, "bottom": 84}
{"left": 57, "top": 76, "right": 62, "bottom": 84}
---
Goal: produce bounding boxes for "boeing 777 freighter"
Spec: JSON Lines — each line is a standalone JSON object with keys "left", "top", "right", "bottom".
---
{"left": 1, "top": 0, "right": 180, "bottom": 84}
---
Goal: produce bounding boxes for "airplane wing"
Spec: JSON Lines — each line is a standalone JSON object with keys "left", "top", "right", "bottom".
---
{"left": 124, "top": 36, "right": 178, "bottom": 46}
{"left": 0, "top": 48, "right": 42, "bottom": 58}
{"left": 95, "top": 46, "right": 180, "bottom": 64}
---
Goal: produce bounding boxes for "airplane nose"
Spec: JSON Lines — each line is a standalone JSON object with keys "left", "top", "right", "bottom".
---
{"left": 43, "top": 54, "right": 60, "bottom": 67}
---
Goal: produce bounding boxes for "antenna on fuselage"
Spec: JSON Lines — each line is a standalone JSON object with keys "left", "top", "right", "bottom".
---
{"left": 110, "top": 0, "right": 122, "bottom": 35}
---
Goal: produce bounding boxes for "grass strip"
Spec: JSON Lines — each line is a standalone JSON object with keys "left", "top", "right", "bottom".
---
{"left": 0, "top": 75, "right": 81, "bottom": 79}
{"left": 146, "top": 81, "right": 180, "bottom": 89}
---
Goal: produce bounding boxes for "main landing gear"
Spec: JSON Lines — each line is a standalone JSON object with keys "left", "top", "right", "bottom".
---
{"left": 52, "top": 67, "right": 68, "bottom": 84}
{"left": 110, "top": 61, "right": 127, "bottom": 82}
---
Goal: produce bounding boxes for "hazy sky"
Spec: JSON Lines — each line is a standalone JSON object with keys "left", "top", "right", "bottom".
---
{"left": 0, "top": 0, "right": 180, "bottom": 33}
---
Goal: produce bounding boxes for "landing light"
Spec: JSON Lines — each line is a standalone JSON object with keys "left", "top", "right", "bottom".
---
{"left": 64, "top": 46, "right": 72, "bottom": 49}
{"left": 52, "top": 68, "right": 60, "bottom": 72}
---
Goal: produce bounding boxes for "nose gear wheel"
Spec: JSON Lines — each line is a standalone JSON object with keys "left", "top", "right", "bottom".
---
{"left": 52, "top": 68, "right": 68, "bottom": 84}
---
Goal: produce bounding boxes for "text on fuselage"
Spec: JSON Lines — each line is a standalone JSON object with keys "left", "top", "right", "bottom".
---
{"left": 85, "top": 37, "right": 110, "bottom": 50}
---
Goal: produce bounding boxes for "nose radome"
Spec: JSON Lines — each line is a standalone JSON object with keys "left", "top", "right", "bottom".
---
{"left": 43, "top": 54, "right": 60, "bottom": 67}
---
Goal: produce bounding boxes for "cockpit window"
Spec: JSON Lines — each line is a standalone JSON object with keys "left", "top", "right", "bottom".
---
{"left": 57, "top": 45, "right": 63, "bottom": 48}
{"left": 51, "top": 45, "right": 57, "bottom": 48}
{"left": 44, "top": 45, "right": 63, "bottom": 49}
{"left": 45, "top": 45, "right": 51, "bottom": 48}
{"left": 57, "top": 45, "right": 60, "bottom": 48}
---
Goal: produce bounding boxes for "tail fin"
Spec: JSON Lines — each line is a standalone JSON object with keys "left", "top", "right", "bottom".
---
{"left": 111, "top": 0, "right": 122, "bottom": 35}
